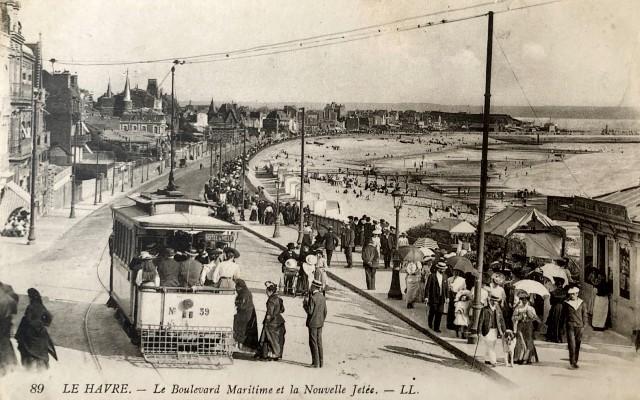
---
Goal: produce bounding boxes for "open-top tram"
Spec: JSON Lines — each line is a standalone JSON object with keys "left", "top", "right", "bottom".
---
{"left": 109, "top": 192, "right": 242, "bottom": 366}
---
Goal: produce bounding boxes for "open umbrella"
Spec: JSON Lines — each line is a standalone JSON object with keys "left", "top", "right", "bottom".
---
{"left": 541, "top": 263, "right": 569, "bottom": 287}
{"left": 514, "top": 279, "right": 550, "bottom": 297}
{"left": 397, "top": 246, "right": 424, "bottom": 263}
{"left": 413, "top": 237, "right": 438, "bottom": 250}
{"left": 446, "top": 256, "right": 476, "bottom": 275}
{"left": 418, "top": 247, "right": 435, "bottom": 258}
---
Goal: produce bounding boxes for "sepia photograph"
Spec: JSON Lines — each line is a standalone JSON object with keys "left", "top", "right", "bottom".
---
{"left": 0, "top": 0, "right": 639, "bottom": 399}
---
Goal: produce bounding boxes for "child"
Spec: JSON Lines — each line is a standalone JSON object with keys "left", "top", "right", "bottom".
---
{"left": 454, "top": 289, "right": 472, "bottom": 338}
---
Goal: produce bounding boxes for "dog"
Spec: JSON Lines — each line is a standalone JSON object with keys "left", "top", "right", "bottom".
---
{"left": 502, "top": 329, "right": 517, "bottom": 367}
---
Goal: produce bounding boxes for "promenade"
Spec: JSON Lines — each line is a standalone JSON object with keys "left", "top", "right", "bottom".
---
{"left": 239, "top": 220, "right": 639, "bottom": 392}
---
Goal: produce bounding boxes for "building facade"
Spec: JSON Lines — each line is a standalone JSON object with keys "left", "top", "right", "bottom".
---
{"left": 550, "top": 189, "right": 640, "bottom": 335}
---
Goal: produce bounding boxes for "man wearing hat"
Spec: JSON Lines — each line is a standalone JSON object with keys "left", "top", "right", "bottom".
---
{"left": 156, "top": 248, "right": 181, "bottom": 287}
{"left": 380, "top": 227, "right": 396, "bottom": 269}
{"left": 341, "top": 222, "right": 355, "bottom": 268}
{"left": 178, "top": 248, "right": 204, "bottom": 287}
{"left": 213, "top": 248, "right": 241, "bottom": 289}
{"left": 425, "top": 261, "right": 449, "bottom": 332}
{"left": 561, "top": 286, "right": 588, "bottom": 369}
{"left": 322, "top": 227, "right": 339, "bottom": 267}
{"left": 303, "top": 279, "right": 327, "bottom": 368}
{"left": 361, "top": 238, "right": 379, "bottom": 290}
{"left": 478, "top": 289, "right": 507, "bottom": 367}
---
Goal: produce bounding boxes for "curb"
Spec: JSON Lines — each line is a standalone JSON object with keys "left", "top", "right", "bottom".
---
{"left": 240, "top": 223, "right": 515, "bottom": 387}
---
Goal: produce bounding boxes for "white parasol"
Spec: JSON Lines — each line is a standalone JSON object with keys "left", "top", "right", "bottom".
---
{"left": 514, "top": 279, "right": 550, "bottom": 297}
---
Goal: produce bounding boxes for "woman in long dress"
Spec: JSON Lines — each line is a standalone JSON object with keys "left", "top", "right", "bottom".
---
{"left": 256, "top": 282, "right": 286, "bottom": 361}
{"left": 512, "top": 292, "right": 540, "bottom": 365}
{"left": 545, "top": 277, "right": 566, "bottom": 343}
{"left": 249, "top": 203, "right": 258, "bottom": 221}
{"left": 233, "top": 279, "right": 259, "bottom": 351}
{"left": 405, "top": 262, "right": 423, "bottom": 309}
{"left": 15, "top": 288, "right": 57, "bottom": 370}
{"left": 592, "top": 273, "right": 611, "bottom": 331}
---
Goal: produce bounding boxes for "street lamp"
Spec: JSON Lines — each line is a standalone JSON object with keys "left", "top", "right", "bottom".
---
{"left": 388, "top": 188, "right": 404, "bottom": 300}
{"left": 273, "top": 178, "right": 281, "bottom": 238}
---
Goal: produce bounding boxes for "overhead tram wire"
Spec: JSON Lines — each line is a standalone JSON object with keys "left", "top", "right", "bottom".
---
{"left": 54, "top": 0, "right": 509, "bottom": 66}
{"left": 495, "top": 36, "right": 539, "bottom": 120}
{"left": 53, "top": 0, "right": 571, "bottom": 67}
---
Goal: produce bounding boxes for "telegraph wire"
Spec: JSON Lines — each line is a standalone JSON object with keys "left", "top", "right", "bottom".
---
{"left": 495, "top": 36, "right": 539, "bottom": 120}
{"left": 53, "top": 0, "right": 571, "bottom": 67}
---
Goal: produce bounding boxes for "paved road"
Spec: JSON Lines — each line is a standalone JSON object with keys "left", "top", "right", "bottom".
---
{"left": 1, "top": 165, "right": 501, "bottom": 400}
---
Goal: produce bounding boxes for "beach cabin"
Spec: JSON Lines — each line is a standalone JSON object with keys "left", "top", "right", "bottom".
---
{"left": 550, "top": 186, "right": 640, "bottom": 336}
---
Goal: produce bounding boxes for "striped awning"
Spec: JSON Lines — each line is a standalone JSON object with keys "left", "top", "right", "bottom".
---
{"left": 0, "top": 181, "right": 30, "bottom": 225}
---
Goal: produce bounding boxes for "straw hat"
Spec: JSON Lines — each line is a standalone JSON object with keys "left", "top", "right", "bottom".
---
{"left": 139, "top": 251, "right": 156, "bottom": 260}
{"left": 311, "top": 279, "right": 323, "bottom": 288}
{"left": 305, "top": 254, "right": 318, "bottom": 265}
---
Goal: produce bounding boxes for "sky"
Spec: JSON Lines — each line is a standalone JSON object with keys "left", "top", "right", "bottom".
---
{"left": 18, "top": 0, "right": 640, "bottom": 108}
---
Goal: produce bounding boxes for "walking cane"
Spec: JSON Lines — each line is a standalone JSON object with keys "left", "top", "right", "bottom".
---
{"left": 471, "top": 334, "right": 481, "bottom": 369}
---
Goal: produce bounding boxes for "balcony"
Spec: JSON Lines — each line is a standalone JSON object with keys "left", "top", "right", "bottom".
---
{"left": 9, "top": 137, "right": 33, "bottom": 161}
{"left": 10, "top": 82, "right": 34, "bottom": 103}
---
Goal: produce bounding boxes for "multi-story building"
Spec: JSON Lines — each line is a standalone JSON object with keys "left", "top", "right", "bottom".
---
{"left": 0, "top": 3, "right": 13, "bottom": 191}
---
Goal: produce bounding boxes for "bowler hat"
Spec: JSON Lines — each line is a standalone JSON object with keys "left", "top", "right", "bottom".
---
{"left": 287, "top": 242, "right": 296, "bottom": 250}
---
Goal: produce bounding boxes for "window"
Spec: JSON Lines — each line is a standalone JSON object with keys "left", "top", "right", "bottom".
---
{"left": 619, "top": 244, "right": 631, "bottom": 299}
{"left": 141, "top": 125, "right": 147, "bottom": 132}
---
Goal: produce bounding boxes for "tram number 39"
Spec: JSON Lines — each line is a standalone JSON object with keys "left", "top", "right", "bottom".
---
{"left": 199, "top": 308, "right": 209, "bottom": 316}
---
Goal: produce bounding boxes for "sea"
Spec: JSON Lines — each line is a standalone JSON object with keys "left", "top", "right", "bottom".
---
{"left": 516, "top": 117, "right": 640, "bottom": 132}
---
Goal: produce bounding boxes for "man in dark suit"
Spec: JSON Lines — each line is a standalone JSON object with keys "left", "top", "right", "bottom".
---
{"left": 361, "top": 238, "right": 379, "bottom": 290}
{"left": 178, "top": 248, "right": 204, "bottom": 287}
{"left": 349, "top": 216, "right": 358, "bottom": 252}
{"left": 303, "top": 279, "right": 327, "bottom": 368}
{"left": 478, "top": 291, "right": 507, "bottom": 367}
{"left": 424, "top": 261, "right": 449, "bottom": 332}
{"left": 156, "top": 248, "right": 181, "bottom": 287}
{"left": 323, "top": 227, "right": 339, "bottom": 267}
{"left": 341, "top": 223, "right": 355, "bottom": 268}
{"left": 380, "top": 228, "right": 396, "bottom": 269}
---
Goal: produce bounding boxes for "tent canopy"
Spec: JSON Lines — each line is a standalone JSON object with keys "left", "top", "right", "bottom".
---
{"left": 514, "top": 232, "right": 563, "bottom": 260}
{"left": 430, "top": 218, "right": 476, "bottom": 235}
{"left": 484, "top": 207, "right": 562, "bottom": 238}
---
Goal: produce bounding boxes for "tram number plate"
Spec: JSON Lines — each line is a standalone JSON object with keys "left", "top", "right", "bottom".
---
{"left": 199, "top": 308, "right": 210, "bottom": 316}
{"left": 205, "top": 233, "right": 234, "bottom": 242}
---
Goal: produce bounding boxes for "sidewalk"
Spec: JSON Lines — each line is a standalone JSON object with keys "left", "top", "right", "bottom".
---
{"left": 239, "top": 220, "right": 640, "bottom": 388}
{"left": 1, "top": 153, "right": 209, "bottom": 266}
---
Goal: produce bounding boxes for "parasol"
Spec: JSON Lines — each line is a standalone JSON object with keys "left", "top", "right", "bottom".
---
{"left": 541, "top": 263, "right": 569, "bottom": 287}
{"left": 446, "top": 255, "right": 476, "bottom": 274}
{"left": 418, "top": 247, "right": 435, "bottom": 258}
{"left": 514, "top": 279, "right": 550, "bottom": 297}
{"left": 413, "top": 237, "right": 439, "bottom": 250}
{"left": 397, "top": 246, "right": 425, "bottom": 263}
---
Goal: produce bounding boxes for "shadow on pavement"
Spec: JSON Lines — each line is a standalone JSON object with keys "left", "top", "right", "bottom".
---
{"left": 381, "top": 345, "right": 470, "bottom": 370}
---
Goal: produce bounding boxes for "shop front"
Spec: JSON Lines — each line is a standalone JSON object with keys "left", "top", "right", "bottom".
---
{"left": 552, "top": 190, "right": 640, "bottom": 335}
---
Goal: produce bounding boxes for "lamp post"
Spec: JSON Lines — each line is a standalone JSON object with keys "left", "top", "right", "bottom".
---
{"left": 69, "top": 130, "right": 78, "bottom": 218}
{"left": 388, "top": 189, "right": 404, "bottom": 299}
{"left": 273, "top": 178, "right": 281, "bottom": 238}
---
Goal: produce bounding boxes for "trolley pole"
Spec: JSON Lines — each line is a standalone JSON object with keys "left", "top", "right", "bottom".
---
{"left": 296, "top": 107, "right": 305, "bottom": 246}
{"left": 469, "top": 11, "right": 493, "bottom": 345}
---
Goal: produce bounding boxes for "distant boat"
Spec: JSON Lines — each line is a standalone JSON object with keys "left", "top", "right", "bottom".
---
{"left": 399, "top": 139, "right": 414, "bottom": 144}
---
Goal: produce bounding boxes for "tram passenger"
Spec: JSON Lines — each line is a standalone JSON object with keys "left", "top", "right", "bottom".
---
{"left": 135, "top": 257, "right": 160, "bottom": 288}
{"left": 156, "top": 248, "right": 181, "bottom": 287}
{"left": 213, "top": 248, "right": 241, "bottom": 289}
{"left": 178, "top": 248, "right": 204, "bottom": 287}
{"left": 201, "top": 247, "right": 224, "bottom": 286}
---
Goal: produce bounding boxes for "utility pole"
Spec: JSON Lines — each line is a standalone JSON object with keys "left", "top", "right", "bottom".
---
{"left": 27, "top": 89, "right": 41, "bottom": 243}
{"left": 94, "top": 151, "right": 100, "bottom": 205}
{"left": 209, "top": 131, "right": 214, "bottom": 179}
{"left": 240, "top": 127, "right": 247, "bottom": 221}
{"left": 69, "top": 127, "right": 78, "bottom": 218}
{"left": 166, "top": 60, "right": 184, "bottom": 192}
{"left": 297, "top": 107, "right": 305, "bottom": 245}
{"left": 470, "top": 11, "right": 494, "bottom": 345}
{"left": 218, "top": 137, "right": 222, "bottom": 179}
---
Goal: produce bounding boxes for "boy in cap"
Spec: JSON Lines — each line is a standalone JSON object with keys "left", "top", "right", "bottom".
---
{"left": 561, "top": 286, "right": 588, "bottom": 369}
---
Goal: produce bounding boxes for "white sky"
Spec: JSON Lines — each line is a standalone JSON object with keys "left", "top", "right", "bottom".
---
{"left": 18, "top": 0, "right": 640, "bottom": 107}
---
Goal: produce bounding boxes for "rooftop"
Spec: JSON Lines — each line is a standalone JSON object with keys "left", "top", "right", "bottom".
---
{"left": 595, "top": 185, "right": 640, "bottom": 223}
